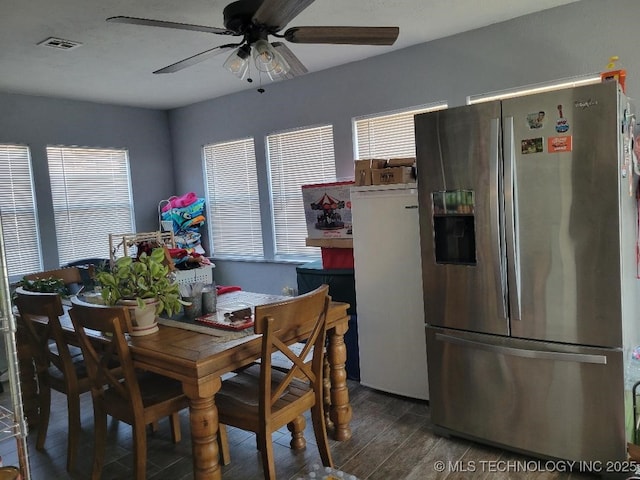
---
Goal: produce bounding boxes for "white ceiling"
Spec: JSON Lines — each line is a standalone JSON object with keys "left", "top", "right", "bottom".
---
{"left": 1, "top": 0, "right": 578, "bottom": 110}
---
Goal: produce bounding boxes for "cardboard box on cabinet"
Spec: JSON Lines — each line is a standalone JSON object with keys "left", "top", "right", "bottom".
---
{"left": 372, "top": 166, "right": 414, "bottom": 185}
{"left": 386, "top": 157, "right": 416, "bottom": 168}
{"left": 354, "top": 159, "right": 387, "bottom": 186}
{"left": 302, "top": 181, "right": 354, "bottom": 239}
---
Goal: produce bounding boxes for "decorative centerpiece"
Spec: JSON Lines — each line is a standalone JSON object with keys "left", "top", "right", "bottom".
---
{"left": 96, "top": 247, "right": 185, "bottom": 336}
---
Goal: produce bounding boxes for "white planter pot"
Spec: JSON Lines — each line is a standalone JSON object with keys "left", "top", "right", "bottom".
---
{"left": 117, "top": 298, "right": 159, "bottom": 336}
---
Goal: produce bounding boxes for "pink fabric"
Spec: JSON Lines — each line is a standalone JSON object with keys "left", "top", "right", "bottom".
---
{"left": 216, "top": 285, "right": 242, "bottom": 295}
{"left": 161, "top": 192, "right": 198, "bottom": 212}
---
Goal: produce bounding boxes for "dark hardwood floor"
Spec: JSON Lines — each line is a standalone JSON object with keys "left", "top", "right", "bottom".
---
{"left": 0, "top": 380, "right": 601, "bottom": 479}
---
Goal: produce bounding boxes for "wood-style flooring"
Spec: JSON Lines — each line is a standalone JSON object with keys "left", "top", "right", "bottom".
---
{"left": 0, "top": 380, "right": 603, "bottom": 479}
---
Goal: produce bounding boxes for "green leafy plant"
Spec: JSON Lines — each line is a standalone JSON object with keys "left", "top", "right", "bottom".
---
{"left": 96, "top": 248, "right": 184, "bottom": 316}
{"left": 19, "top": 276, "right": 68, "bottom": 295}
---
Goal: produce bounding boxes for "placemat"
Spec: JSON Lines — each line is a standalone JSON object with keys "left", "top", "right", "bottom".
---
{"left": 157, "top": 317, "right": 253, "bottom": 341}
{"left": 195, "top": 313, "right": 254, "bottom": 331}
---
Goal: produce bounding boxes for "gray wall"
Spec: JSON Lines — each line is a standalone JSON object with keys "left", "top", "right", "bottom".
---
{"left": 0, "top": 94, "right": 175, "bottom": 269}
{"left": 1, "top": 0, "right": 638, "bottom": 294}
{"left": 169, "top": 0, "right": 640, "bottom": 293}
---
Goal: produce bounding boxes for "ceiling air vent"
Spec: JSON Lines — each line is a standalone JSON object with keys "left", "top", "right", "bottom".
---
{"left": 37, "top": 37, "right": 83, "bottom": 50}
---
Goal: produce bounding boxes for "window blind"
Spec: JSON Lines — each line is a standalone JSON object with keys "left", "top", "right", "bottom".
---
{"left": 0, "top": 144, "right": 42, "bottom": 277}
{"left": 46, "top": 146, "right": 135, "bottom": 265}
{"left": 267, "top": 125, "right": 336, "bottom": 257}
{"left": 354, "top": 104, "right": 447, "bottom": 159}
{"left": 203, "top": 138, "right": 263, "bottom": 258}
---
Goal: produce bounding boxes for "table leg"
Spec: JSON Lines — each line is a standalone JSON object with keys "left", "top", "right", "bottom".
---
{"left": 183, "top": 378, "right": 222, "bottom": 480}
{"left": 327, "top": 322, "right": 352, "bottom": 441}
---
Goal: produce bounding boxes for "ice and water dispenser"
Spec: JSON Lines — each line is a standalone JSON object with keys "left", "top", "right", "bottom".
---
{"left": 432, "top": 190, "right": 476, "bottom": 265}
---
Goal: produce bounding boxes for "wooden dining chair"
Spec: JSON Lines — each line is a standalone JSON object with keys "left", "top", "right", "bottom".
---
{"left": 23, "top": 266, "right": 84, "bottom": 295}
{"left": 68, "top": 299, "right": 189, "bottom": 480}
{"left": 13, "top": 289, "right": 92, "bottom": 472}
{"left": 215, "top": 285, "right": 333, "bottom": 480}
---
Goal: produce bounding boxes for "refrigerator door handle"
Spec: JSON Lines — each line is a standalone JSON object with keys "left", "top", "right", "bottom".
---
{"left": 504, "top": 116, "right": 522, "bottom": 321}
{"left": 435, "top": 333, "right": 607, "bottom": 365}
{"left": 490, "top": 117, "right": 508, "bottom": 320}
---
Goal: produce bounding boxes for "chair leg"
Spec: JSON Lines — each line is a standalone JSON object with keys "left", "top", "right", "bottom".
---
{"left": 132, "top": 422, "right": 148, "bottom": 480}
{"left": 323, "top": 355, "right": 333, "bottom": 431}
{"left": 218, "top": 424, "right": 231, "bottom": 466}
{"left": 169, "top": 413, "right": 181, "bottom": 443}
{"left": 311, "top": 403, "right": 333, "bottom": 468}
{"left": 35, "top": 374, "right": 51, "bottom": 451}
{"left": 257, "top": 428, "right": 276, "bottom": 480}
{"left": 91, "top": 406, "right": 107, "bottom": 480}
{"left": 65, "top": 390, "right": 82, "bottom": 471}
{"left": 287, "top": 415, "right": 307, "bottom": 450}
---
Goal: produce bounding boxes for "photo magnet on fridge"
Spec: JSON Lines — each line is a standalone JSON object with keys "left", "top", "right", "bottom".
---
{"left": 521, "top": 137, "right": 544, "bottom": 154}
{"left": 526, "top": 111, "right": 546, "bottom": 129}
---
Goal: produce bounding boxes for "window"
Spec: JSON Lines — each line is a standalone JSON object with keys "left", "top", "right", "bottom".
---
{"left": 46, "top": 146, "right": 135, "bottom": 265}
{"left": 267, "top": 125, "right": 336, "bottom": 257}
{"left": 354, "top": 103, "right": 447, "bottom": 159}
{"left": 0, "top": 144, "right": 42, "bottom": 277}
{"left": 203, "top": 138, "right": 263, "bottom": 258}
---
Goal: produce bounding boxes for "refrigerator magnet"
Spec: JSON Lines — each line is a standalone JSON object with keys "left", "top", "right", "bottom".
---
{"left": 555, "top": 104, "right": 570, "bottom": 133}
{"left": 548, "top": 135, "right": 572, "bottom": 153}
{"left": 521, "top": 137, "right": 544, "bottom": 154}
{"left": 526, "top": 111, "right": 546, "bottom": 129}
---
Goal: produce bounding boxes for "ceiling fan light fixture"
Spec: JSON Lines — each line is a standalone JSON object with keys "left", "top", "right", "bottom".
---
{"left": 107, "top": 1, "right": 400, "bottom": 80}
{"left": 223, "top": 44, "right": 251, "bottom": 79}
{"left": 252, "top": 39, "right": 290, "bottom": 80}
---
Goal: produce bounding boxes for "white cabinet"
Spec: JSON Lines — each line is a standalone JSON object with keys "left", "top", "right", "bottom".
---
{"left": 351, "top": 184, "right": 429, "bottom": 400}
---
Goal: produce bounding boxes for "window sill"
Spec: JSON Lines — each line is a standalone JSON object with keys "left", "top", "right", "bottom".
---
{"left": 211, "top": 255, "right": 319, "bottom": 266}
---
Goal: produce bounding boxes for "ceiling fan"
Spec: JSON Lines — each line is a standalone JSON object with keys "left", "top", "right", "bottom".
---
{"left": 107, "top": 0, "right": 399, "bottom": 83}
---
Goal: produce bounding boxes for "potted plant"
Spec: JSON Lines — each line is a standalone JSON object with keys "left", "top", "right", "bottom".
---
{"left": 18, "top": 276, "right": 68, "bottom": 295}
{"left": 95, "top": 247, "right": 185, "bottom": 336}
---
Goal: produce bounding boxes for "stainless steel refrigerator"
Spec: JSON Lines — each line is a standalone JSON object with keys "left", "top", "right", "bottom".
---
{"left": 414, "top": 81, "right": 639, "bottom": 463}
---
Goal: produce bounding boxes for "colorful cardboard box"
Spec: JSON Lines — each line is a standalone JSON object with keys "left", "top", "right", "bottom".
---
{"left": 302, "top": 181, "right": 354, "bottom": 239}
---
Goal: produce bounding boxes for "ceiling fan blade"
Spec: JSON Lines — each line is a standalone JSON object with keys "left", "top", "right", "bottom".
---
{"left": 284, "top": 26, "right": 399, "bottom": 45}
{"left": 107, "top": 16, "right": 235, "bottom": 36}
{"left": 252, "top": 0, "right": 315, "bottom": 31}
{"left": 153, "top": 43, "right": 241, "bottom": 74}
{"left": 271, "top": 42, "right": 308, "bottom": 77}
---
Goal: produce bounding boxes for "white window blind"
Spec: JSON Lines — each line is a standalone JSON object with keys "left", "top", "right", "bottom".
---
{"left": 267, "top": 125, "right": 336, "bottom": 257}
{"left": 0, "top": 144, "right": 42, "bottom": 277}
{"left": 203, "top": 138, "right": 263, "bottom": 258}
{"left": 354, "top": 104, "right": 447, "bottom": 159}
{"left": 46, "top": 146, "right": 135, "bottom": 265}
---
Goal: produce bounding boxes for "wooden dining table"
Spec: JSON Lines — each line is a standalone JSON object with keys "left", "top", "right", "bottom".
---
{"left": 64, "top": 290, "right": 353, "bottom": 479}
